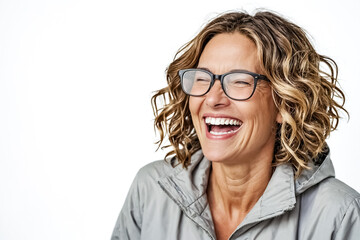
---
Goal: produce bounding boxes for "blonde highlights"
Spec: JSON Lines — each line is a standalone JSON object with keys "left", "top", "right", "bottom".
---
{"left": 151, "top": 11, "right": 347, "bottom": 176}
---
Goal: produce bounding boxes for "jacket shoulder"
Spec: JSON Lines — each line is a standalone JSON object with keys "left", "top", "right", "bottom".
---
{"left": 297, "top": 177, "right": 360, "bottom": 239}
{"left": 301, "top": 177, "right": 359, "bottom": 214}
{"left": 135, "top": 158, "right": 181, "bottom": 183}
{"left": 300, "top": 178, "right": 358, "bottom": 221}
{"left": 319, "top": 178, "right": 360, "bottom": 239}
{"left": 129, "top": 158, "right": 185, "bottom": 199}
{"left": 314, "top": 177, "right": 360, "bottom": 204}
{"left": 111, "top": 160, "right": 180, "bottom": 240}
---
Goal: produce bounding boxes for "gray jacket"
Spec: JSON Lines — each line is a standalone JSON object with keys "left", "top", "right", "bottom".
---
{"left": 111, "top": 149, "right": 360, "bottom": 239}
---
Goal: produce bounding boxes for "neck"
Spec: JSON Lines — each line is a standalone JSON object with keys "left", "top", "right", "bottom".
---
{"left": 207, "top": 154, "right": 273, "bottom": 222}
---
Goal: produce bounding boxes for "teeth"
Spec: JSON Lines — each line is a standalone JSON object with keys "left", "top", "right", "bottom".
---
{"left": 210, "top": 129, "right": 238, "bottom": 135}
{"left": 204, "top": 117, "right": 241, "bottom": 126}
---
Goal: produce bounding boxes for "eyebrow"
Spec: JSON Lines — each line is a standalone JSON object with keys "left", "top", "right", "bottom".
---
{"left": 196, "top": 67, "right": 249, "bottom": 73}
{"left": 196, "top": 67, "right": 211, "bottom": 71}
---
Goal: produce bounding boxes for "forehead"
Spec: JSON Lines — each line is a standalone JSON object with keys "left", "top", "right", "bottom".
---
{"left": 198, "top": 33, "right": 260, "bottom": 74}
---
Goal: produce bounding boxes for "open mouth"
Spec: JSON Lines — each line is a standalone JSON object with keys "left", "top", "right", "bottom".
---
{"left": 204, "top": 117, "right": 242, "bottom": 136}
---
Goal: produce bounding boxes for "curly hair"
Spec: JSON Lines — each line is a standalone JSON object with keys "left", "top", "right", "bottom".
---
{"left": 151, "top": 10, "right": 347, "bottom": 177}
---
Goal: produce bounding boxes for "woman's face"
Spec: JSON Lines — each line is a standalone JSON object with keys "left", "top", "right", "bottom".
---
{"left": 189, "top": 33, "right": 281, "bottom": 164}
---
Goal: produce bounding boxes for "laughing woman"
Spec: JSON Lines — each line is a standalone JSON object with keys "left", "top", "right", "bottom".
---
{"left": 111, "top": 11, "right": 360, "bottom": 240}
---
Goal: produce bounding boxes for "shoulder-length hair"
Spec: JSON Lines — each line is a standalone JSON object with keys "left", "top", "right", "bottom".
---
{"left": 151, "top": 10, "right": 347, "bottom": 177}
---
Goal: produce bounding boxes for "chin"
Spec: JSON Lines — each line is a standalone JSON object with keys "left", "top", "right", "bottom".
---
{"left": 202, "top": 148, "right": 230, "bottom": 163}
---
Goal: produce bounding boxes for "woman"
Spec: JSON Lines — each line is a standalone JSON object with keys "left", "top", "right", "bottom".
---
{"left": 112, "top": 10, "right": 360, "bottom": 239}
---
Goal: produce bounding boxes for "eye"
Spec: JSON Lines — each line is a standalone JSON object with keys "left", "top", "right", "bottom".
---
{"left": 195, "top": 78, "right": 211, "bottom": 82}
{"left": 233, "top": 80, "right": 250, "bottom": 85}
{"left": 226, "top": 73, "right": 254, "bottom": 87}
{"left": 229, "top": 79, "right": 252, "bottom": 88}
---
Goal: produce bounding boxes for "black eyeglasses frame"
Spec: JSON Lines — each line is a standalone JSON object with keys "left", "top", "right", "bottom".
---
{"left": 178, "top": 68, "right": 270, "bottom": 101}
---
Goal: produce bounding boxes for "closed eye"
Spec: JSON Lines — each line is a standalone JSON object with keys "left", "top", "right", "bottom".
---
{"left": 195, "top": 78, "right": 211, "bottom": 82}
{"left": 235, "top": 81, "right": 250, "bottom": 84}
{"left": 232, "top": 80, "right": 251, "bottom": 86}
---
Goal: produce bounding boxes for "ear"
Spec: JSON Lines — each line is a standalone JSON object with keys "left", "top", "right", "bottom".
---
{"left": 276, "top": 112, "right": 283, "bottom": 124}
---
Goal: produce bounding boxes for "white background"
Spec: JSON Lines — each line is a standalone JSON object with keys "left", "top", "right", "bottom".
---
{"left": 0, "top": 0, "right": 359, "bottom": 239}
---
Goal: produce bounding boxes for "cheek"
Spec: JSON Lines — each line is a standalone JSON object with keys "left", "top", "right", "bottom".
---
{"left": 189, "top": 97, "right": 202, "bottom": 131}
{"left": 250, "top": 93, "right": 279, "bottom": 129}
{"left": 189, "top": 97, "right": 201, "bottom": 119}
{"left": 260, "top": 101, "right": 279, "bottom": 131}
{"left": 189, "top": 97, "right": 195, "bottom": 115}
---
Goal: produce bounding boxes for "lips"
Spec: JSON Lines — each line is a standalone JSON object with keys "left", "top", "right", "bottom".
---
{"left": 204, "top": 116, "right": 242, "bottom": 137}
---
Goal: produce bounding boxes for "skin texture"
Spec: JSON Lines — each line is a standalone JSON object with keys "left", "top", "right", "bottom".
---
{"left": 189, "top": 33, "right": 282, "bottom": 240}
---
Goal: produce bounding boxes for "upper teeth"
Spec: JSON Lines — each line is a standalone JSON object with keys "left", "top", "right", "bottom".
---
{"left": 205, "top": 117, "right": 241, "bottom": 125}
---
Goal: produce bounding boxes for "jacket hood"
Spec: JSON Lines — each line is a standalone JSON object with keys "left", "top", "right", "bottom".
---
{"left": 295, "top": 146, "right": 335, "bottom": 195}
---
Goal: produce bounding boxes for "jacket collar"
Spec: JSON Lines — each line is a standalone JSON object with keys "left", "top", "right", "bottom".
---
{"left": 158, "top": 150, "right": 296, "bottom": 214}
{"left": 157, "top": 151, "right": 214, "bottom": 237}
{"left": 157, "top": 148, "right": 334, "bottom": 235}
{"left": 157, "top": 150, "right": 210, "bottom": 210}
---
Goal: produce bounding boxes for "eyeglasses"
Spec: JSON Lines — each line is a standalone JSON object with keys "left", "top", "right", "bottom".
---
{"left": 178, "top": 68, "right": 270, "bottom": 101}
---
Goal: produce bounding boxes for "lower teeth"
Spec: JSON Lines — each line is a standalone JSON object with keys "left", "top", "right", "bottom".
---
{"left": 210, "top": 130, "right": 235, "bottom": 135}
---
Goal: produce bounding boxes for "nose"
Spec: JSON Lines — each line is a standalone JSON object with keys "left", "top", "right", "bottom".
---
{"left": 204, "top": 80, "right": 230, "bottom": 108}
